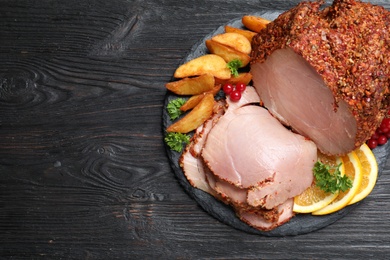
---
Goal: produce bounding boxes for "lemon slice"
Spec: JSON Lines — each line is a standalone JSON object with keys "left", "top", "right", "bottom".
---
{"left": 312, "top": 151, "right": 363, "bottom": 215}
{"left": 348, "top": 143, "right": 378, "bottom": 205}
{"left": 293, "top": 155, "right": 344, "bottom": 213}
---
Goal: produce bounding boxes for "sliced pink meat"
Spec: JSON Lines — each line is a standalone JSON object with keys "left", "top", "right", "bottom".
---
{"left": 238, "top": 199, "right": 294, "bottom": 231}
{"left": 202, "top": 96, "right": 316, "bottom": 208}
{"left": 179, "top": 101, "right": 225, "bottom": 196}
{"left": 213, "top": 176, "right": 248, "bottom": 207}
{"left": 189, "top": 101, "right": 226, "bottom": 157}
{"left": 180, "top": 86, "right": 316, "bottom": 230}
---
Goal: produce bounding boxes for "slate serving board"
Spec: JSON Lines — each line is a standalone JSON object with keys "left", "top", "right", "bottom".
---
{"left": 162, "top": 11, "right": 390, "bottom": 237}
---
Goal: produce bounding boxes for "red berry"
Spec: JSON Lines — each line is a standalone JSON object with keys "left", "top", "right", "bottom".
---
{"left": 381, "top": 118, "right": 390, "bottom": 130}
{"left": 371, "top": 132, "right": 379, "bottom": 140}
{"left": 230, "top": 90, "right": 242, "bottom": 102}
{"left": 380, "top": 126, "right": 390, "bottom": 134}
{"left": 377, "top": 135, "right": 388, "bottom": 145}
{"left": 235, "top": 82, "right": 246, "bottom": 92}
{"left": 367, "top": 139, "right": 378, "bottom": 149}
{"left": 376, "top": 128, "right": 383, "bottom": 135}
{"left": 223, "top": 83, "right": 234, "bottom": 95}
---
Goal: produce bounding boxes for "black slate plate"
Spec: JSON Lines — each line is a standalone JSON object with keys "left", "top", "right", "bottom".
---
{"left": 163, "top": 10, "right": 390, "bottom": 236}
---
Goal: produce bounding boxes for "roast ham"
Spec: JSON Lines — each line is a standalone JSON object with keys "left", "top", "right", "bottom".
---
{"left": 202, "top": 88, "right": 317, "bottom": 209}
{"left": 180, "top": 87, "right": 317, "bottom": 230}
{"left": 251, "top": 0, "right": 390, "bottom": 155}
{"left": 237, "top": 199, "right": 294, "bottom": 231}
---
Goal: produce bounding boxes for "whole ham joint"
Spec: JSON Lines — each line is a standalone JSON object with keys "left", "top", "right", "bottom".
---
{"left": 251, "top": 0, "right": 390, "bottom": 155}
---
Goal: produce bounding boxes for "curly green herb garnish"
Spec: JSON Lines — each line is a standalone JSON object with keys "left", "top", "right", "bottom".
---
{"left": 164, "top": 132, "right": 190, "bottom": 152}
{"left": 227, "top": 59, "right": 243, "bottom": 77}
{"left": 167, "top": 98, "right": 186, "bottom": 120}
{"left": 313, "top": 161, "right": 353, "bottom": 194}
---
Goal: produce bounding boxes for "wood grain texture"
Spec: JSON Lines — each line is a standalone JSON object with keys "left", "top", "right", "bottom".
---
{"left": 1, "top": 0, "right": 390, "bottom": 259}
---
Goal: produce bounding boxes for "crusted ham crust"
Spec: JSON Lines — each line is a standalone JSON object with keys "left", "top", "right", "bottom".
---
{"left": 251, "top": 0, "right": 390, "bottom": 154}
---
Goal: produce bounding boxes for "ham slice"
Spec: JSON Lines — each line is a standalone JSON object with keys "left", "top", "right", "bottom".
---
{"left": 202, "top": 89, "right": 317, "bottom": 209}
{"left": 180, "top": 101, "right": 225, "bottom": 196}
{"left": 180, "top": 87, "right": 307, "bottom": 230}
{"left": 237, "top": 199, "right": 294, "bottom": 231}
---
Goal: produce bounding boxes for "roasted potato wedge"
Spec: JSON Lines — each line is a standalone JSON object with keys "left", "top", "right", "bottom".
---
{"left": 180, "top": 94, "right": 205, "bottom": 112}
{"left": 174, "top": 54, "right": 231, "bottom": 79}
{"left": 211, "top": 32, "right": 252, "bottom": 55}
{"left": 207, "top": 82, "right": 222, "bottom": 96}
{"left": 224, "top": 25, "right": 257, "bottom": 42}
{"left": 180, "top": 84, "right": 221, "bottom": 112}
{"left": 167, "top": 93, "right": 215, "bottom": 133}
{"left": 165, "top": 73, "right": 215, "bottom": 95}
{"left": 215, "top": 72, "right": 252, "bottom": 86}
{"left": 242, "top": 15, "right": 271, "bottom": 33}
{"left": 205, "top": 39, "right": 250, "bottom": 67}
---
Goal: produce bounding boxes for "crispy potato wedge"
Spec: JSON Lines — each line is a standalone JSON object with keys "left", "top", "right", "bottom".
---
{"left": 207, "top": 83, "right": 222, "bottom": 96}
{"left": 180, "top": 84, "right": 221, "bottom": 112}
{"left": 242, "top": 15, "right": 271, "bottom": 33}
{"left": 167, "top": 93, "right": 215, "bottom": 133}
{"left": 215, "top": 72, "right": 252, "bottom": 86}
{"left": 180, "top": 94, "right": 205, "bottom": 112}
{"left": 165, "top": 73, "right": 215, "bottom": 95}
{"left": 224, "top": 25, "right": 257, "bottom": 42}
{"left": 174, "top": 54, "right": 231, "bottom": 79}
{"left": 205, "top": 39, "right": 250, "bottom": 67}
{"left": 211, "top": 33, "right": 251, "bottom": 55}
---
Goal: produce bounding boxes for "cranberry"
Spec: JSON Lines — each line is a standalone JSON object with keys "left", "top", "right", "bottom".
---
{"left": 380, "top": 127, "right": 390, "bottom": 134}
{"left": 367, "top": 139, "right": 378, "bottom": 149}
{"left": 380, "top": 118, "right": 390, "bottom": 131}
{"left": 230, "top": 90, "right": 242, "bottom": 102}
{"left": 235, "top": 82, "right": 246, "bottom": 92}
{"left": 371, "top": 132, "right": 379, "bottom": 140}
{"left": 223, "top": 83, "right": 234, "bottom": 95}
{"left": 377, "top": 135, "right": 388, "bottom": 145}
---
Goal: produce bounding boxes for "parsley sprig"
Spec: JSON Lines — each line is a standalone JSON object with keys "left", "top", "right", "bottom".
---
{"left": 227, "top": 59, "right": 243, "bottom": 77}
{"left": 166, "top": 98, "right": 186, "bottom": 120}
{"left": 313, "top": 161, "right": 353, "bottom": 194}
{"left": 164, "top": 132, "right": 190, "bottom": 152}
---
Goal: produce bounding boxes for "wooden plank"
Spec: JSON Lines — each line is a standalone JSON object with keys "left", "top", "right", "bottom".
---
{"left": 1, "top": 0, "right": 390, "bottom": 259}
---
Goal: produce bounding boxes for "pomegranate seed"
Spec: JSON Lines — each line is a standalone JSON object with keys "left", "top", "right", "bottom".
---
{"left": 230, "top": 90, "right": 242, "bottom": 102}
{"left": 367, "top": 139, "right": 378, "bottom": 149}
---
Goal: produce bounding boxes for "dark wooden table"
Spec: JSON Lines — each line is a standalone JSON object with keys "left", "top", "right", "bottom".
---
{"left": 1, "top": 0, "right": 390, "bottom": 259}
